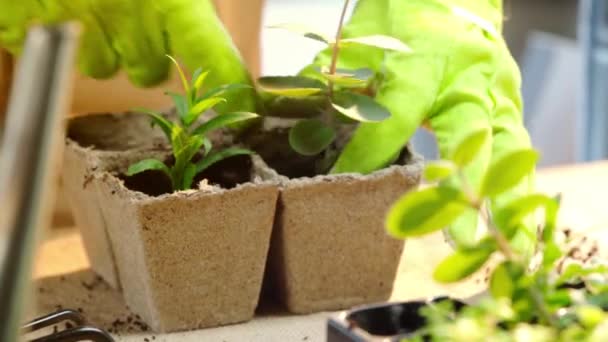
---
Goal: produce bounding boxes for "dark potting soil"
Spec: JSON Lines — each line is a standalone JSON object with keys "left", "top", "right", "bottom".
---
{"left": 240, "top": 125, "right": 323, "bottom": 178}
{"left": 119, "top": 154, "right": 253, "bottom": 196}
{"left": 240, "top": 120, "right": 413, "bottom": 179}
{"left": 67, "top": 113, "right": 166, "bottom": 151}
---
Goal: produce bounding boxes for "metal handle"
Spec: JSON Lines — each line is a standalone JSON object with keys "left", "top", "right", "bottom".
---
{"left": 0, "top": 23, "right": 80, "bottom": 342}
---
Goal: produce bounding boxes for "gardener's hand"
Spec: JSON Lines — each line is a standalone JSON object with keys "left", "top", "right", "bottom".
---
{"left": 302, "top": 0, "right": 535, "bottom": 257}
{"left": 0, "top": 0, "right": 257, "bottom": 112}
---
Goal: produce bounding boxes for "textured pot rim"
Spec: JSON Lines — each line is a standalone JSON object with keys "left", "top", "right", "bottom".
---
{"left": 93, "top": 153, "right": 280, "bottom": 205}
{"left": 272, "top": 147, "right": 424, "bottom": 188}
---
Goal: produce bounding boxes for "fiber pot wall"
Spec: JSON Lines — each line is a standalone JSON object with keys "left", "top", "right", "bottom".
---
{"left": 265, "top": 153, "right": 423, "bottom": 314}
{"left": 62, "top": 113, "right": 167, "bottom": 289}
{"left": 92, "top": 153, "right": 279, "bottom": 332}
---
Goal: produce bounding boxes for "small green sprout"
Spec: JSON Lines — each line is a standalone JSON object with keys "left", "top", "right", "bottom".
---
{"left": 257, "top": 0, "right": 411, "bottom": 169}
{"left": 127, "top": 56, "right": 258, "bottom": 191}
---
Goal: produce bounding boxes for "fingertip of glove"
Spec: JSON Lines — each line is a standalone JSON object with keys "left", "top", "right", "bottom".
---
{"left": 125, "top": 60, "right": 171, "bottom": 88}
{"left": 78, "top": 58, "right": 119, "bottom": 80}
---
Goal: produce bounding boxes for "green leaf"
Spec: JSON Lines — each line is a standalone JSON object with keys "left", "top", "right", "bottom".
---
{"left": 387, "top": 186, "right": 470, "bottom": 238}
{"left": 166, "top": 92, "right": 189, "bottom": 121}
{"left": 340, "top": 35, "right": 412, "bottom": 53}
{"left": 322, "top": 73, "right": 368, "bottom": 87}
{"left": 424, "top": 161, "right": 456, "bottom": 182}
{"left": 319, "top": 68, "right": 375, "bottom": 88}
{"left": 288, "top": 119, "right": 336, "bottom": 156}
{"left": 268, "top": 23, "right": 331, "bottom": 44}
{"left": 576, "top": 305, "right": 605, "bottom": 329}
{"left": 490, "top": 261, "right": 521, "bottom": 299}
{"left": 202, "top": 137, "right": 213, "bottom": 155}
{"left": 481, "top": 149, "right": 539, "bottom": 197}
{"left": 183, "top": 163, "right": 197, "bottom": 190}
{"left": 126, "top": 159, "right": 171, "bottom": 177}
{"left": 494, "top": 194, "right": 553, "bottom": 238}
{"left": 134, "top": 108, "right": 174, "bottom": 141}
{"left": 542, "top": 196, "right": 560, "bottom": 244}
{"left": 169, "top": 125, "right": 190, "bottom": 163}
{"left": 433, "top": 241, "right": 495, "bottom": 283}
{"left": 314, "top": 66, "right": 375, "bottom": 83}
{"left": 556, "top": 264, "right": 608, "bottom": 286}
{"left": 338, "top": 68, "right": 375, "bottom": 81}
{"left": 192, "top": 69, "right": 210, "bottom": 103}
{"left": 167, "top": 55, "right": 189, "bottom": 93}
{"left": 193, "top": 69, "right": 209, "bottom": 92}
{"left": 450, "top": 129, "right": 489, "bottom": 167}
{"left": 587, "top": 293, "right": 608, "bottom": 310}
{"left": 192, "top": 112, "right": 259, "bottom": 136}
{"left": 545, "top": 290, "right": 572, "bottom": 308}
{"left": 186, "top": 97, "right": 227, "bottom": 126}
{"left": 199, "top": 84, "right": 253, "bottom": 101}
{"left": 195, "top": 148, "right": 254, "bottom": 174}
{"left": 191, "top": 67, "right": 203, "bottom": 86}
{"left": 258, "top": 76, "right": 326, "bottom": 98}
{"left": 332, "top": 92, "right": 391, "bottom": 122}
{"left": 542, "top": 241, "right": 562, "bottom": 268}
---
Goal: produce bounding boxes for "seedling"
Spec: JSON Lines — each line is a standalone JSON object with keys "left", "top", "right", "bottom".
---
{"left": 126, "top": 56, "right": 258, "bottom": 191}
{"left": 257, "top": 0, "right": 411, "bottom": 172}
{"left": 387, "top": 129, "right": 608, "bottom": 340}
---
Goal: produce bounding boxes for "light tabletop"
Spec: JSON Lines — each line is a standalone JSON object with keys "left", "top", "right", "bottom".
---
{"left": 30, "top": 161, "right": 608, "bottom": 341}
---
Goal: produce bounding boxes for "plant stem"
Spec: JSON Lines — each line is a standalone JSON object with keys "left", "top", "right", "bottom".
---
{"left": 480, "top": 206, "right": 517, "bottom": 261}
{"left": 317, "top": 0, "right": 350, "bottom": 173}
{"left": 528, "top": 283, "right": 559, "bottom": 326}
{"left": 481, "top": 205, "right": 559, "bottom": 327}
{"left": 457, "top": 170, "right": 515, "bottom": 260}
{"left": 327, "top": 0, "right": 350, "bottom": 101}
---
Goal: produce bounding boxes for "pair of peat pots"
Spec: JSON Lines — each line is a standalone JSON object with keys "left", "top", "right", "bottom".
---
{"left": 62, "top": 112, "right": 423, "bottom": 333}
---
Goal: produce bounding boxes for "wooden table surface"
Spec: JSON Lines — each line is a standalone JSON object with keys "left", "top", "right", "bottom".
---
{"left": 30, "top": 161, "right": 608, "bottom": 341}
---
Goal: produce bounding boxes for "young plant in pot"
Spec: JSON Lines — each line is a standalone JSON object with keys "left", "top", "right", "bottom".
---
{"left": 249, "top": 0, "right": 424, "bottom": 314}
{"left": 84, "top": 57, "right": 280, "bottom": 333}
{"left": 329, "top": 129, "right": 608, "bottom": 341}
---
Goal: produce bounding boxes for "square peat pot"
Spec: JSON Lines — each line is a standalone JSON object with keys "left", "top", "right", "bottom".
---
{"left": 89, "top": 152, "right": 279, "bottom": 332}
{"left": 265, "top": 152, "right": 424, "bottom": 314}
{"left": 327, "top": 297, "right": 466, "bottom": 341}
{"left": 63, "top": 113, "right": 167, "bottom": 289}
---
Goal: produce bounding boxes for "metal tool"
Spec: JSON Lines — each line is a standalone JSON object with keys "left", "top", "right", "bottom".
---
{"left": 0, "top": 23, "right": 112, "bottom": 342}
{"left": 21, "top": 309, "right": 113, "bottom": 342}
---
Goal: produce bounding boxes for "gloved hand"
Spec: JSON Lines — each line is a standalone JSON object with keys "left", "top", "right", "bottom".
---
{"left": 0, "top": 0, "right": 257, "bottom": 113}
{"left": 302, "top": 0, "right": 535, "bottom": 257}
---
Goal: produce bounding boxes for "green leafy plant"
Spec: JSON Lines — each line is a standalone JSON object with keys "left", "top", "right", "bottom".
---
{"left": 126, "top": 56, "right": 258, "bottom": 191}
{"left": 257, "top": 0, "right": 410, "bottom": 172}
{"left": 387, "top": 129, "right": 608, "bottom": 341}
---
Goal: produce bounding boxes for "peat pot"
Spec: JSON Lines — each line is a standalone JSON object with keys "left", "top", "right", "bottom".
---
{"left": 251, "top": 122, "right": 424, "bottom": 314}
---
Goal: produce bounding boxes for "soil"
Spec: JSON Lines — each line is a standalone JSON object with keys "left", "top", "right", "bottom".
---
{"left": 240, "top": 123, "right": 328, "bottom": 178}
{"left": 118, "top": 154, "right": 254, "bottom": 197}
{"left": 238, "top": 118, "right": 413, "bottom": 179}
{"left": 66, "top": 112, "right": 166, "bottom": 152}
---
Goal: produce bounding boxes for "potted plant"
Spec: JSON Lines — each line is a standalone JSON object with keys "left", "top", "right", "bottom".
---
{"left": 329, "top": 129, "right": 608, "bottom": 341}
{"left": 66, "top": 58, "right": 279, "bottom": 333}
{"left": 242, "top": 0, "right": 423, "bottom": 314}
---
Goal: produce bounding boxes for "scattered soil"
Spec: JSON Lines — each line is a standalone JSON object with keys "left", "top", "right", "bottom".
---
{"left": 118, "top": 154, "right": 253, "bottom": 197}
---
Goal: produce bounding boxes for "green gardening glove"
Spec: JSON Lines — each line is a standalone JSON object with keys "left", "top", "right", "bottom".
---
{"left": 302, "top": 0, "right": 536, "bottom": 257}
{"left": 0, "top": 0, "right": 258, "bottom": 113}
